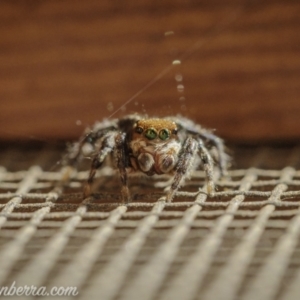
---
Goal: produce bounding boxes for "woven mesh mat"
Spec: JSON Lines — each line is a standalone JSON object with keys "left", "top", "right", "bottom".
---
{"left": 0, "top": 143, "right": 300, "bottom": 300}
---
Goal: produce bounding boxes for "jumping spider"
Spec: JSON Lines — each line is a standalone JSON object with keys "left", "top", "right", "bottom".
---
{"left": 62, "top": 114, "right": 229, "bottom": 202}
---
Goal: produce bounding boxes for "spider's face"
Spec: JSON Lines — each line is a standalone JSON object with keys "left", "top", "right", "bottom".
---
{"left": 130, "top": 119, "right": 181, "bottom": 174}
{"left": 132, "top": 119, "right": 178, "bottom": 144}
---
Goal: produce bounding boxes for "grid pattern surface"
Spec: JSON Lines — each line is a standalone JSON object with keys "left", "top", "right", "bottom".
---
{"left": 1, "top": 143, "right": 300, "bottom": 300}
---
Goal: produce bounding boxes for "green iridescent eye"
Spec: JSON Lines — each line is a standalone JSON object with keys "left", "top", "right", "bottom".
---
{"left": 145, "top": 128, "right": 157, "bottom": 140}
{"left": 159, "top": 129, "right": 170, "bottom": 140}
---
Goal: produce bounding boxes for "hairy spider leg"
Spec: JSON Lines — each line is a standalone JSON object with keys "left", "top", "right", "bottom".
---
{"left": 197, "top": 131, "right": 229, "bottom": 178}
{"left": 198, "top": 139, "right": 215, "bottom": 196}
{"left": 166, "top": 137, "right": 198, "bottom": 202}
{"left": 63, "top": 123, "right": 117, "bottom": 168}
{"left": 115, "top": 132, "right": 130, "bottom": 203}
{"left": 52, "top": 133, "right": 97, "bottom": 194}
{"left": 59, "top": 122, "right": 118, "bottom": 191}
{"left": 83, "top": 133, "right": 117, "bottom": 198}
{"left": 63, "top": 134, "right": 89, "bottom": 167}
{"left": 173, "top": 117, "right": 229, "bottom": 178}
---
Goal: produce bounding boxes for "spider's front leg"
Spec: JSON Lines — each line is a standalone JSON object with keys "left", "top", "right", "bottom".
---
{"left": 166, "top": 138, "right": 216, "bottom": 202}
{"left": 115, "top": 132, "right": 130, "bottom": 203}
{"left": 173, "top": 117, "right": 229, "bottom": 177}
{"left": 83, "top": 133, "right": 117, "bottom": 198}
{"left": 166, "top": 137, "right": 198, "bottom": 202}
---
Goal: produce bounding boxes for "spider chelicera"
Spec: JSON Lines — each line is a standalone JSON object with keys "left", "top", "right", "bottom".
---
{"left": 62, "top": 114, "right": 229, "bottom": 202}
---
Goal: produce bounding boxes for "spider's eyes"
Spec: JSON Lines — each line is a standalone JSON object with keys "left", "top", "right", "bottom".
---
{"left": 135, "top": 126, "right": 143, "bottom": 134}
{"left": 159, "top": 129, "right": 170, "bottom": 140}
{"left": 172, "top": 128, "right": 178, "bottom": 135}
{"left": 85, "top": 133, "right": 95, "bottom": 144}
{"left": 145, "top": 128, "right": 157, "bottom": 140}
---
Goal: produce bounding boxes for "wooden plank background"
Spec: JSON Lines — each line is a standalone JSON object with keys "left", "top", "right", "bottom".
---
{"left": 0, "top": 0, "right": 299, "bottom": 142}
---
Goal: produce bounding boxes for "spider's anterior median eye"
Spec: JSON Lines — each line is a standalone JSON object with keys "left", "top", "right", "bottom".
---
{"left": 145, "top": 128, "right": 157, "bottom": 140}
{"left": 159, "top": 129, "right": 170, "bottom": 140}
{"left": 135, "top": 126, "right": 143, "bottom": 134}
{"left": 86, "top": 134, "right": 95, "bottom": 144}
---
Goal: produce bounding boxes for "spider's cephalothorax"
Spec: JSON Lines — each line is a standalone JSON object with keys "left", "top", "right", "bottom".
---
{"left": 130, "top": 119, "right": 181, "bottom": 175}
{"left": 62, "top": 114, "right": 229, "bottom": 202}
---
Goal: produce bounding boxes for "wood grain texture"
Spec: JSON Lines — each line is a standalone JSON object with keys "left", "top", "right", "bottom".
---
{"left": 0, "top": 0, "right": 299, "bottom": 142}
